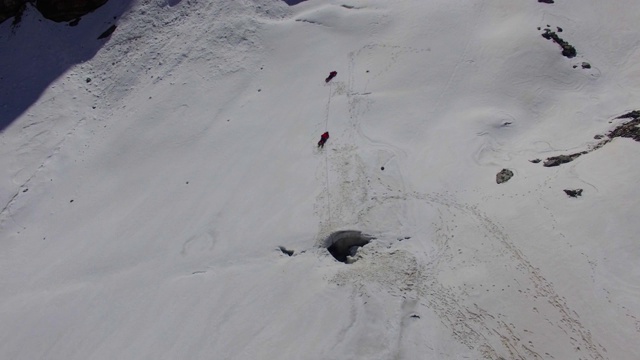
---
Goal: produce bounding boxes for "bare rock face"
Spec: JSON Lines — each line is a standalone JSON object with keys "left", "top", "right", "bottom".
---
{"left": 564, "top": 189, "right": 583, "bottom": 198}
{"left": 496, "top": 169, "right": 514, "bottom": 184}
{"left": 1, "top": 0, "right": 108, "bottom": 24}
{"left": 0, "top": 0, "right": 26, "bottom": 24}
{"left": 543, "top": 152, "right": 586, "bottom": 167}
{"left": 36, "top": 0, "right": 108, "bottom": 22}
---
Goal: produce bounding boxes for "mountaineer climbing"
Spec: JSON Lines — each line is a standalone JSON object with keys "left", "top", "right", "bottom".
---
{"left": 318, "top": 131, "right": 330, "bottom": 148}
{"left": 325, "top": 71, "right": 337, "bottom": 83}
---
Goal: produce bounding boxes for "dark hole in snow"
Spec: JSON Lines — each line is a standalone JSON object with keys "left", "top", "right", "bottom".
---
{"left": 278, "top": 246, "right": 294, "bottom": 256}
{"left": 282, "top": 0, "right": 308, "bottom": 5}
{"left": 324, "top": 230, "right": 374, "bottom": 263}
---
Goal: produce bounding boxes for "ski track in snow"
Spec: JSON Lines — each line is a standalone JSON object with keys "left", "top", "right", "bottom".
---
{"left": 1, "top": 0, "right": 639, "bottom": 359}
{"left": 317, "top": 38, "right": 608, "bottom": 359}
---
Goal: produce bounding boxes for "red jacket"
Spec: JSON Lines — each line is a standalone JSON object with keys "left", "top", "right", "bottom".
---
{"left": 325, "top": 71, "right": 337, "bottom": 83}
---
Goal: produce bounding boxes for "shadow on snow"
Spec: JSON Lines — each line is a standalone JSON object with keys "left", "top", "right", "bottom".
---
{"left": 0, "top": 1, "right": 134, "bottom": 132}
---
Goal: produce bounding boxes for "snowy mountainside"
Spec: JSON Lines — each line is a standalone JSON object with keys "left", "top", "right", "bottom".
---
{"left": 1, "top": 0, "right": 639, "bottom": 359}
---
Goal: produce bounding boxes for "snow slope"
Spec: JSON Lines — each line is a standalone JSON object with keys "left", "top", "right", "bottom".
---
{"left": 1, "top": 0, "right": 639, "bottom": 359}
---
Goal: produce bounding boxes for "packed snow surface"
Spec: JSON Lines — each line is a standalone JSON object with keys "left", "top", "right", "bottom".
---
{"left": 1, "top": 0, "right": 639, "bottom": 359}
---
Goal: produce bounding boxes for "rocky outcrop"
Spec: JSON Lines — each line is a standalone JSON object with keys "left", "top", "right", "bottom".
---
{"left": 36, "top": 0, "right": 108, "bottom": 22}
{"left": 538, "top": 110, "right": 640, "bottom": 168}
{"left": 0, "top": 0, "right": 26, "bottom": 24}
{"left": 564, "top": 189, "right": 583, "bottom": 198}
{"left": 543, "top": 152, "right": 586, "bottom": 167}
{"left": 496, "top": 169, "right": 514, "bottom": 184}
{"left": 610, "top": 111, "right": 640, "bottom": 141}
{"left": 1, "top": 0, "right": 109, "bottom": 24}
{"left": 541, "top": 27, "right": 577, "bottom": 58}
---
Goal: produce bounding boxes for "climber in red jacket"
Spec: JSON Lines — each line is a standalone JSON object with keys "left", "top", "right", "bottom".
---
{"left": 325, "top": 71, "right": 337, "bottom": 83}
{"left": 318, "top": 131, "right": 330, "bottom": 148}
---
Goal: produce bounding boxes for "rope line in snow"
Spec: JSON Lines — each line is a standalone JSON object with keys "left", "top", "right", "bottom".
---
{"left": 324, "top": 82, "right": 332, "bottom": 225}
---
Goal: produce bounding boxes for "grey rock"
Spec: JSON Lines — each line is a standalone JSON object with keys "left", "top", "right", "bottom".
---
{"left": 543, "top": 152, "right": 585, "bottom": 167}
{"left": 496, "top": 169, "right": 514, "bottom": 184}
{"left": 564, "top": 189, "right": 583, "bottom": 197}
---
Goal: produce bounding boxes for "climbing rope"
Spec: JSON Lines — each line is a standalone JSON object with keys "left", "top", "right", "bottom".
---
{"left": 324, "top": 82, "right": 332, "bottom": 224}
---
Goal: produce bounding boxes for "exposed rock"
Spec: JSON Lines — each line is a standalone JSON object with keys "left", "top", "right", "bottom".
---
{"left": 538, "top": 0, "right": 554, "bottom": 3}
{"left": 581, "top": 62, "right": 591, "bottom": 69}
{"left": 543, "top": 152, "right": 585, "bottom": 167}
{"left": 616, "top": 110, "right": 640, "bottom": 120}
{"left": 540, "top": 110, "right": 640, "bottom": 169}
{"left": 2, "top": 0, "right": 108, "bottom": 24}
{"left": 0, "top": 0, "right": 26, "bottom": 24}
{"left": 541, "top": 28, "right": 577, "bottom": 58}
{"left": 529, "top": 159, "right": 541, "bottom": 163}
{"left": 608, "top": 116, "right": 640, "bottom": 142}
{"left": 496, "top": 169, "right": 514, "bottom": 184}
{"left": 36, "top": 0, "right": 108, "bottom": 22}
{"left": 564, "top": 189, "right": 583, "bottom": 197}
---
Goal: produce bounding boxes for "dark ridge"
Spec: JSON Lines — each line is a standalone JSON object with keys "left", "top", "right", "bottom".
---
{"left": 616, "top": 110, "right": 640, "bottom": 120}
{"left": 0, "top": 0, "right": 26, "bottom": 25}
{"left": 608, "top": 116, "right": 640, "bottom": 142}
{"left": 539, "top": 110, "right": 640, "bottom": 168}
{"left": 36, "top": 0, "right": 108, "bottom": 22}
